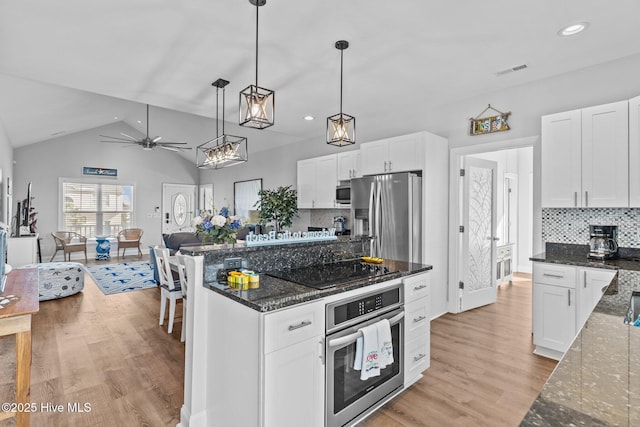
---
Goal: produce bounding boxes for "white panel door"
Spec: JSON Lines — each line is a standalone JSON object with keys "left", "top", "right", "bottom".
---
{"left": 360, "top": 139, "right": 389, "bottom": 175}
{"left": 576, "top": 267, "right": 616, "bottom": 328}
{"left": 162, "top": 183, "right": 196, "bottom": 234}
{"left": 533, "top": 283, "right": 576, "bottom": 353}
{"left": 388, "top": 133, "right": 423, "bottom": 173}
{"left": 297, "top": 158, "right": 316, "bottom": 209}
{"left": 581, "top": 100, "right": 629, "bottom": 207}
{"left": 541, "top": 109, "right": 582, "bottom": 207}
{"left": 459, "top": 157, "right": 498, "bottom": 311}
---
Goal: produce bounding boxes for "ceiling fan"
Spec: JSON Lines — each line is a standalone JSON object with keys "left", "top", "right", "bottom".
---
{"left": 100, "top": 104, "right": 192, "bottom": 151}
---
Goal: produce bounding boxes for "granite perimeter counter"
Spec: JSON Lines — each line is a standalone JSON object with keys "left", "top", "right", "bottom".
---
{"left": 521, "top": 244, "right": 640, "bottom": 426}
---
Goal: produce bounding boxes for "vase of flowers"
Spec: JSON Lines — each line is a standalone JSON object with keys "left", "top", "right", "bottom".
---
{"left": 192, "top": 206, "right": 242, "bottom": 245}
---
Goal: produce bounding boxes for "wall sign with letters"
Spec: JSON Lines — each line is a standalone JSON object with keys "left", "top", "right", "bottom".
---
{"left": 82, "top": 167, "right": 117, "bottom": 177}
{"left": 469, "top": 104, "right": 511, "bottom": 136}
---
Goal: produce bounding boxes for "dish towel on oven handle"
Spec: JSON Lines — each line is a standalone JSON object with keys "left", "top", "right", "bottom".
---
{"left": 377, "top": 318, "right": 393, "bottom": 369}
{"left": 353, "top": 322, "right": 381, "bottom": 380}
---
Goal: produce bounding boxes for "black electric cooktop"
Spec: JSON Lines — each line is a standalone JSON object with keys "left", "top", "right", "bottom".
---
{"left": 265, "top": 259, "right": 395, "bottom": 290}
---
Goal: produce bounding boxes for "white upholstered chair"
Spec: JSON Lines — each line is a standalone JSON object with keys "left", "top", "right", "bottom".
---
{"left": 175, "top": 254, "right": 188, "bottom": 342}
{"left": 153, "top": 245, "right": 183, "bottom": 335}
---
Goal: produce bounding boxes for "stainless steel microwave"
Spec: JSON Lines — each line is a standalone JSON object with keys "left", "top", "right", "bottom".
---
{"left": 335, "top": 184, "right": 351, "bottom": 204}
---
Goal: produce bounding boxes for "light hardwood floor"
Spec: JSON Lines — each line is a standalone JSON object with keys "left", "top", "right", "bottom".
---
{"left": 361, "top": 273, "right": 557, "bottom": 427}
{"left": 0, "top": 269, "right": 555, "bottom": 426}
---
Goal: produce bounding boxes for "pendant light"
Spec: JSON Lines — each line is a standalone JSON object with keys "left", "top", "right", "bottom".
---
{"left": 327, "top": 40, "right": 355, "bottom": 147}
{"left": 197, "top": 79, "right": 248, "bottom": 169}
{"left": 239, "top": 0, "right": 274, "bottom": 129}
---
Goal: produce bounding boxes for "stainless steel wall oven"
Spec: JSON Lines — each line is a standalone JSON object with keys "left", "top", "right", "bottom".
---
{"left": 325, "top": 283, "right": 404, "bottom": 427}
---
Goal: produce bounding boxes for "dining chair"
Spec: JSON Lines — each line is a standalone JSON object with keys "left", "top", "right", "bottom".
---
{"left": 153, "top": 245, "right": 183, "bottom": 335}
{"left": 50, "top": 231, "right": 88, "bottom": 262}
{"left": 176, "top": 254, "right": 188, "bottom": 342}
{"left": 117, "top": 228, "right": 144, "bottom": 257}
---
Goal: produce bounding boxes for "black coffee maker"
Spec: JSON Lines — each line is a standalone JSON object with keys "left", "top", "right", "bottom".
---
{"left": 588, "top": 225, "right": 618, "bottom": 260}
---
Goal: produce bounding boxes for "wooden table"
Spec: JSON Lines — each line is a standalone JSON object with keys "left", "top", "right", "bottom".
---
{"left": 0, "top": 268, "right": 39, "bottom": 426}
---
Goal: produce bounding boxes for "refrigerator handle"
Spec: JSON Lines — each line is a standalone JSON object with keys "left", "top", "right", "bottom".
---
{"left": 368, "top": 182, "right": 375, "bottom": 257}
{"left": 375, "top": 180, "right": 382, "bottom": 257}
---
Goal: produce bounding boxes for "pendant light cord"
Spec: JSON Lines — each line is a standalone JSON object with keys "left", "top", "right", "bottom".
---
{"left": 215, "top": 87, "right": 219, "bottom": 138}
{"left": 339, "top": 48, "right": 344, "bottom": 114}
{"left": 255, "top": 1, "right": 259, "bottom": 87}
{"left": 222, "top": 86, "right": 226, "bottom": 135}
{"left": 146, "top": 104, "right": 150, "bottom": 138}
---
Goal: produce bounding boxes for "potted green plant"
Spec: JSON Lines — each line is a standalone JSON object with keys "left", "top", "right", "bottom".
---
{"left": 255, "top": 185, "right": 298, "bottom": 233}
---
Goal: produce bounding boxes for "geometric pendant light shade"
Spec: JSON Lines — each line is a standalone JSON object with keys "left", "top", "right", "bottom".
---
{"left": 239, "top": 0, "right": 275, "bottom": 129}
{"left": 327, "top": 40, "right": 355, "bottom": 147}
{"left": 197, "top": 79, "right": 248, "bottom": 169}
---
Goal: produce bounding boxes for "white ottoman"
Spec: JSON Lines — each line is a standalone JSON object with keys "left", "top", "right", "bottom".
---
{"left": 21, "top": 262, "right": 85, "bottom": 301}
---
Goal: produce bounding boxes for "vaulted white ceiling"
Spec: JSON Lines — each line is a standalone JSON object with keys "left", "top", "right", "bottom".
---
{"left": 1, "top": 0, "right": 640, "bottom": 153}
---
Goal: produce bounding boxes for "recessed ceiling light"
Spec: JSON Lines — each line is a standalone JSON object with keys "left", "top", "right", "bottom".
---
{"left": 304, "top": 115, "right": 315, "bottom": 121}
{"left": 137, "top": 120, "right": 142, "bottom": 124}
{"left": 558, "top": 22, "right": 589, "bottom": 37}
{"left": 114, "top": 116, "right": 119, "bottom": 120}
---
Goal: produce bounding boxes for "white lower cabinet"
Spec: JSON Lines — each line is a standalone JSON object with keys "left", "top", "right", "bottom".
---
{"left": 576, "top": 267, "right": 617, "bottom": 329}
{"left": 402, "top": 272, "right": 430, "bottom": 386}
{"left": 264, "top": 336, "right": 324, "bottom": 427}
{"left": 532, "top": 262, "right": 616, "bottom": 360}
{"left": 263, "top": 300, "right": 324, "bottom": 427}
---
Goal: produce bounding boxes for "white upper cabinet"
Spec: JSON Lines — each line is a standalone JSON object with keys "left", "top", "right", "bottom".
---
{"left": 581, "top": 101, "right": 629, "bottom": 207}
{"left": 360, "top": 133, "right": 424, "bottom": 176}
{"left": 296, "top": 154, "right": 338, "bottom": 209}
{"left": 541, "top": 100, "right": 629, "bottom": 207}
{"left": 541, "top": 109, "right": 582, "bottom": 207}
{"left": 336, "top": 150, "right": 361, "bottom": 181}
{"left": 629, "top": 95, "right": 640, "bottom": 206}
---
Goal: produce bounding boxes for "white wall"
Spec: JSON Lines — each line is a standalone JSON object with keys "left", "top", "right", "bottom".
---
{"left": 0, "top": 119, "right": 12, "bottom": 227}
{"left": 13, "top": 121, "right": 199, "bottom": 258}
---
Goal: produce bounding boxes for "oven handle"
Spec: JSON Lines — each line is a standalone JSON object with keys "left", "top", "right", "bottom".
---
{"left": 327, "top": 311, "right": 404, "bottom": 349}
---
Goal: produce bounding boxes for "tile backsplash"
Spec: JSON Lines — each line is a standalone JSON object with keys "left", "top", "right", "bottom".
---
{"left": 542, "top": 208, "right": 640, "bottom": 247}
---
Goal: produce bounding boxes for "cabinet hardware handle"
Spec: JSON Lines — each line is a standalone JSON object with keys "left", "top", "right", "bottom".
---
{"left": 574, "top": 192, "right": 577, "bottom": 207}
{"left": 413, "top": 284, "right": 427, "bottom": 291}
{"left": 413, "top": 315, "right": 426, "bottom": 323}
{"left": 543, "top": 273, "right": 564, "bottom": 278}
{"left": 388, "top": 161, "right": 392, "bottom": 171}
{"left": 413, "top": 353, "right": 426, "bottom": 362}
{"left": 288, "top": 320, "right": 312, "bottom": 331}
{"left": 568, "top": 289, "right": 571, "bottom": 306}
{"left": 585, "top": 191, "right": 588, "bottom": 207}
{"left": 384, "top": 161, "right": 388, "bottom": 172}
{"left": 584, "top": 271, "right": 587, "bottom": 288}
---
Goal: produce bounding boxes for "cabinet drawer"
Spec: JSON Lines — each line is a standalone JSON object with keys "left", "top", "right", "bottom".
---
{"left": 404, "top": 273, "right": 430, "bottom": 302}
{"left": 405, "top": 298, "right": 429, "bottom": 339}
{"left": 404, "top": 335, "right": 430, "bottom": 386}
{"left": 264, "top": 301, "right": 324, "bottom": 354}
{"left": 533, "top": 263, "right": 576, "bottom": 288}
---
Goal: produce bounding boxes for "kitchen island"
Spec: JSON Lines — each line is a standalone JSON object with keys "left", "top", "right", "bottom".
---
{"left": 177, "top": 237, "right": 433, "bottom": 427}
{"left": 521, "top": 244, "right": 640, "bottom": 426}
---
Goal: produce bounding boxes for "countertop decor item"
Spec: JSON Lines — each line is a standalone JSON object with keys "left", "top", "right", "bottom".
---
{"left": 197, "top": 78, "right": 248, "bottom": 169}
{"left": 193, "top": 206, "right": 243, "bottom": 244}
{"left": 239, "top": 0, "right": 274, "bottom": 129}
{"left": 327, "top": 40, "right": 356, "bottom": 147}
{"left": 254, "top": 185, "right": 297, "bottom": 233}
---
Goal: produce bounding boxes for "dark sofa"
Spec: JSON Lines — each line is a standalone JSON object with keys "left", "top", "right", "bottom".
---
{"left": 162, "top": 232, "right": 205, "bottom": 253}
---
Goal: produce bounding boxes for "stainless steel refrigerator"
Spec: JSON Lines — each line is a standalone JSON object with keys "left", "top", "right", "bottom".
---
{"left": 351, "top": 172, "right": 422, "bottom": 263}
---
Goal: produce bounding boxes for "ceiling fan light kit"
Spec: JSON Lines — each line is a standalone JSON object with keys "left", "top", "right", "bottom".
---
{"left": 239, "top": 0, "right": 275, "bottom": 129}
{"left": 197, "top": 78, "right": 249, "bottom": 169}
{"left": 100, "top": 104, "right": 191, "bottom": 152}
{"left": 327, "top": 40, "right": 356, "bottom": 147}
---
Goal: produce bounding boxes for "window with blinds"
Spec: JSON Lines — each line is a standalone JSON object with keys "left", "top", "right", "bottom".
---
{"left": 62, "top": 182, "right": 134, "bottom": 238}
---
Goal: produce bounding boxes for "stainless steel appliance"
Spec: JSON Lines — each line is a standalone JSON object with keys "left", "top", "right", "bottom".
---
{"left": 588, "top": 225, "right": 618, "bottom": 260}
{"left": 265, "top": 259, "right": 395, "bottom": 290}
{"left": 351, "top": 173, "right": 422, "bottom": 263}
{"left": 336, "top": 183, "right": 351, "bottom": 205}
{"left": 325, "top": 284, "right": 404, "bottom": 427}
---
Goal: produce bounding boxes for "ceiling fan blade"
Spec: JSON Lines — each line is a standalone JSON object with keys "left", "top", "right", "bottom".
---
{"left": 101, "top": 140, "right": 138, "bottom": 144}
{"left": 158, "top": 145, "right": 180, "bottom": 152}
{"left": 119, "top": 133, "right": 139, "bottom": 141}
{"left": 100, "top": 135, "right": 140, "bottom": 142}
{"left": 152, "top": 136, "right": 162, "bottom": 142}
{"left": 157, "top": 141, "right": 188, "bottom": 145}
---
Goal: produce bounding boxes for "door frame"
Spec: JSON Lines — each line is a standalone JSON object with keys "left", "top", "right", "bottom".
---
{"left": 162, "top": 183, "right": 197, "bottom": 235}
{"left": 447, "top": 136, "right": 540, "bottom": 313}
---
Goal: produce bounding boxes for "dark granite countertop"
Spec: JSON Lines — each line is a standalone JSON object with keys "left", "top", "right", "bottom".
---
{"left": 521, "top": 244, "right": 640, "bottom": 426}
{"left": 203, "top": 259, "right": 432, "bottom": 312}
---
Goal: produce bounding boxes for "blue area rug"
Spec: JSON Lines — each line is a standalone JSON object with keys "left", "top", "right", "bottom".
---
{"left": 86, "top": 261, "right": 157, "bottom": 295}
